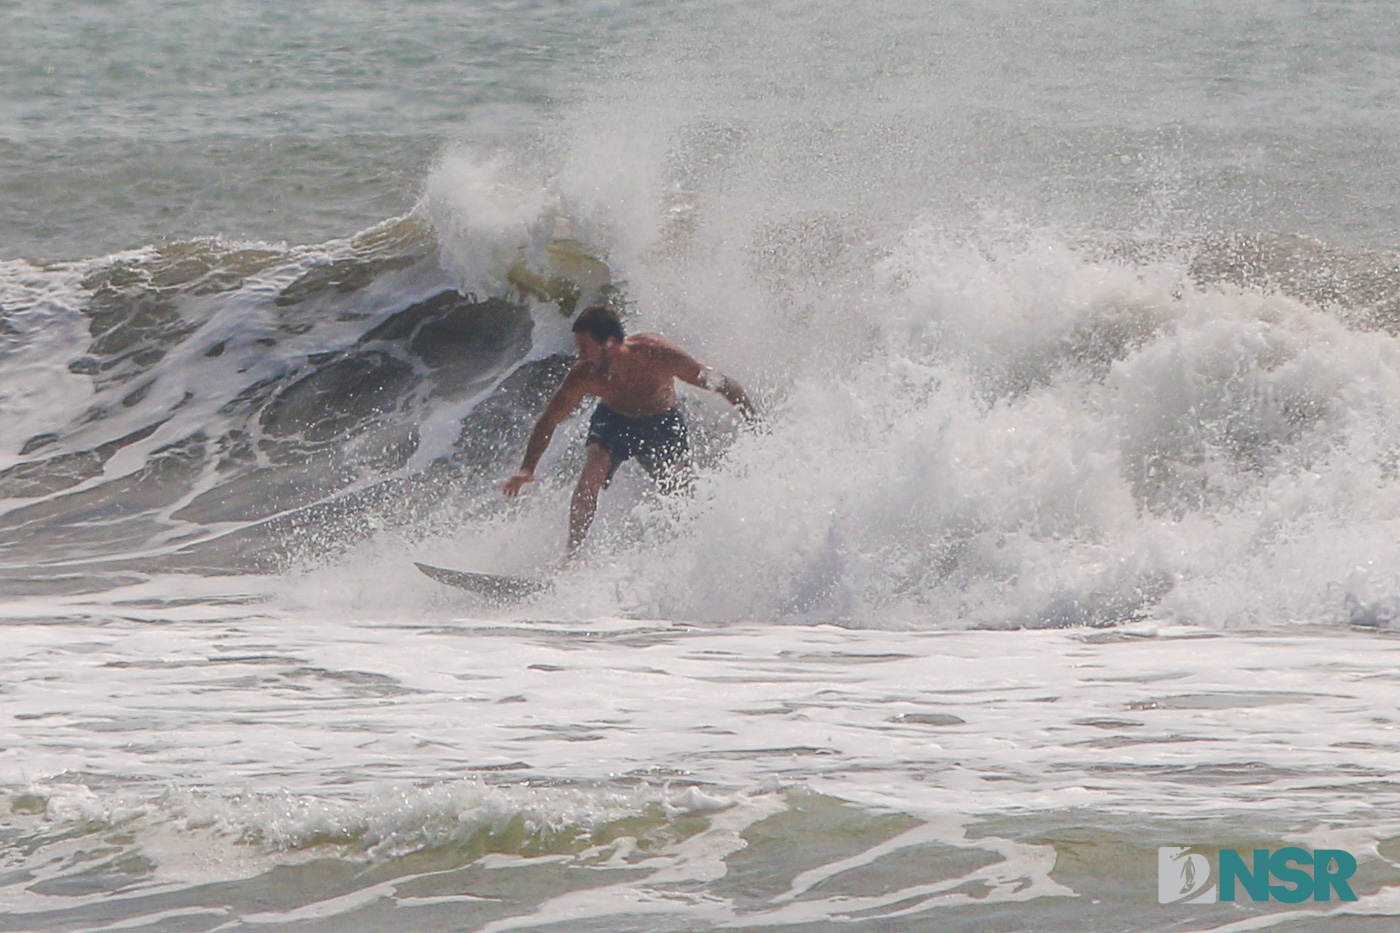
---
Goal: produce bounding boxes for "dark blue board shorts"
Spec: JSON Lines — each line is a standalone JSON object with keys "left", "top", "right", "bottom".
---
{"left": 587, "top": 403, "right": 690, "bottom": 491}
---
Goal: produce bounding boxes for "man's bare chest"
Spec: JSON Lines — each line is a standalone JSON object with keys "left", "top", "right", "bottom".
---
{"left": 587, "top": 362, "right": 675, "bottom": 414}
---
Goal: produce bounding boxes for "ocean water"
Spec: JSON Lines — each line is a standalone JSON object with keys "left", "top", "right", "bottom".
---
{"left": 4, "top": 1, "right": 1400, "bottom": 930}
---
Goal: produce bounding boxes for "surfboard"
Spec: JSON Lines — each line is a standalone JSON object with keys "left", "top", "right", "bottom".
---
{"left": 414, "top": 562, "right": 551, "bottom": 602}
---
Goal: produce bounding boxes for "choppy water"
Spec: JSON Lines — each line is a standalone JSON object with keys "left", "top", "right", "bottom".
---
{"left": 4, "top": 1, "right": 1400, "bottom": 930}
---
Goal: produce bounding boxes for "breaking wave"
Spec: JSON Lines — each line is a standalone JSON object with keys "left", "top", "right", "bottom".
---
{"left": 5, "top": 146, "right": 1400, "bottom": 629}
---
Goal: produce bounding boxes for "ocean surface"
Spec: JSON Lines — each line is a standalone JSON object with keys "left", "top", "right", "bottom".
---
{"left": 4, "top": 1, "right": 1400, "bottom": 930}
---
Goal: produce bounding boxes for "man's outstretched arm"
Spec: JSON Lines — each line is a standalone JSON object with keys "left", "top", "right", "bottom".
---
{"left": 503, "top": 369, "right": 587, "bottom": 496}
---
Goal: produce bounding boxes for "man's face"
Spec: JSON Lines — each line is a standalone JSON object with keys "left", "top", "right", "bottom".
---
{"left": 574, "top": 332, "right": 610, "bottom": 366}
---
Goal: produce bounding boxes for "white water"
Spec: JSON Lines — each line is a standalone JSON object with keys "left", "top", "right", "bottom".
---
{"left": 3, "top": 576, "right": 1399, "bottom": 928}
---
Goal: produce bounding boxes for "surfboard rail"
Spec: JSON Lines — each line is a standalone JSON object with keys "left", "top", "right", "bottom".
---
{"left": 414, "top": 562, "right": 551, "bottom": 602}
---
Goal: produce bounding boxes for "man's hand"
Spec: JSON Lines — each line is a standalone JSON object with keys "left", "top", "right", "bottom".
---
{"left": 716, "top": 375, "right": 759, "bottom": 424}
{"left": 502, "top": 470, "right": 534, "bottom": 497}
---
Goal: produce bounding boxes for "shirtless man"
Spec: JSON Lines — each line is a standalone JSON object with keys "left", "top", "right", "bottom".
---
{"left": 502, "top": 305, "right": 756, "bottom": 554}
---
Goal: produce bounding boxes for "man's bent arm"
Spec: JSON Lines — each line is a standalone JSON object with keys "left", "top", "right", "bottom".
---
{"left": 709, "top": 370, "right": 757, "bottom": 420}
{"left": 658, "top": 340, "right": 758, "bottom": 420}
{"left": 690, "top": 364, "right": 756, "bottom": 420}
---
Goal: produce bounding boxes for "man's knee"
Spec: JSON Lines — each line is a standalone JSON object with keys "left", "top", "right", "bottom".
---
{"left": 577, "top": 445, "right": 615, "bottom": 493}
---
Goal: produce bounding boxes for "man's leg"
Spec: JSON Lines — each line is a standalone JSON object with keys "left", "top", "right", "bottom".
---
{"left": 569, "top": 442, "right": 614, "bottom": 555}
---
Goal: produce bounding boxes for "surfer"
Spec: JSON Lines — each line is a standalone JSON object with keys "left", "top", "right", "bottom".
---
{"left": 503, "top": 305, "right": 757, "bottom": 554}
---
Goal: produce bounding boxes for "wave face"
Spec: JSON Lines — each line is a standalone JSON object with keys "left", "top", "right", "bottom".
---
{"left": 0, "top": 215, "right": 599, "bottom": 591}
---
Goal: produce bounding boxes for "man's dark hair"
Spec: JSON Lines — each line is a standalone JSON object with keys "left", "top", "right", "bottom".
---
{"left": 572, "top": 305, "right": 626, "bottom": 343}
